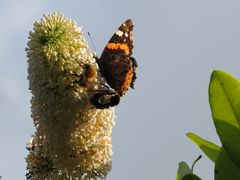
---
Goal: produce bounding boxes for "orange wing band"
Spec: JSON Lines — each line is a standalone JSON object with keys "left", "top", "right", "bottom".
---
{"left": 121, "top": 66, "right": 133, "bottom": 95}
{"left": 107, "top": 43, "right": 130, "bottom": 56}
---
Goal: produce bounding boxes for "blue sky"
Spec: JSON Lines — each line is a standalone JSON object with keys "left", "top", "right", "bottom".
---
{"left": 1, "top": 0, "right": 240, "bottom": 179}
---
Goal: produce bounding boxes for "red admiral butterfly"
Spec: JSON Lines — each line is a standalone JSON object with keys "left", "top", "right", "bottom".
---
{"left": 89, "top": 19, "right": 137, "bottom": 109}
{"left": 96, "top": 19, "right": 137, "bottom": 97}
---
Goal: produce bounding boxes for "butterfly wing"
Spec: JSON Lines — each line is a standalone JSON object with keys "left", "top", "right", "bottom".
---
{"left": 91, "top": 90, "right": 120, "bottom": 109}
{"left": 97, "top": 19, "right": 137, "bottom": 96}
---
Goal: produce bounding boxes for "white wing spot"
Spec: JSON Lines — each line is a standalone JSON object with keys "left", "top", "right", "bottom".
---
{"left": 115, "top": 30, "right": 124, "bottom": 36}
{"left": 124, "top": 33, "right": 129, "bottom": 37}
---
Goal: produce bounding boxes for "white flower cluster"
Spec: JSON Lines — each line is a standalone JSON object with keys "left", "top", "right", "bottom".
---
{"left": 26, "top": 12, "right": 115, "bottom": 179}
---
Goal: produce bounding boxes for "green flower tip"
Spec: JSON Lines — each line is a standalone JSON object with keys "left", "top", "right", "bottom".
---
{"left": 27, "top": 12, "right": 89, "bottom": 61}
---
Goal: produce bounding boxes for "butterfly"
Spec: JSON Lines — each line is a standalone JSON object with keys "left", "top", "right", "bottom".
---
{"left": 96, "top": 19, "right": 137, "bottom": 96}
{"left": 91, "top": 19, "right": 137, "bottom": 109}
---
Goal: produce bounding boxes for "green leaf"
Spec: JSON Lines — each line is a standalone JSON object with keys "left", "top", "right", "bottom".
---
{"left": 176, "top": 161, "right": 191, "bottom": 180}
{"left": 209, "top": 70, "right": 240, "bottom": 168}
{"left": 186, "top": 132, "right": 220, "bottom": 162}
{"left": 182, "top": 174, "right": 202, "bottom": 180}
{"left": 215, "top": 147, "right": 240, "bottom": 180}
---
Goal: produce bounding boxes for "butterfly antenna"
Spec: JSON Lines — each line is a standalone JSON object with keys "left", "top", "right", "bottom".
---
{"left": 88, "top": 32, "right": 97, "bottom": 53}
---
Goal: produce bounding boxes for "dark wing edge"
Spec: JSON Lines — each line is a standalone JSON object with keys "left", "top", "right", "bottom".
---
{"left": 90, "top": 90, "right": 120, "bottom": 109}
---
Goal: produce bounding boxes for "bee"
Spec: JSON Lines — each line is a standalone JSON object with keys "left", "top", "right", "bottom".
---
{"left": 72, "top": 63, "right": 97, "bottom": 87}
{"left": 82, "top": 64, "right": 97, "bottom": 83}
